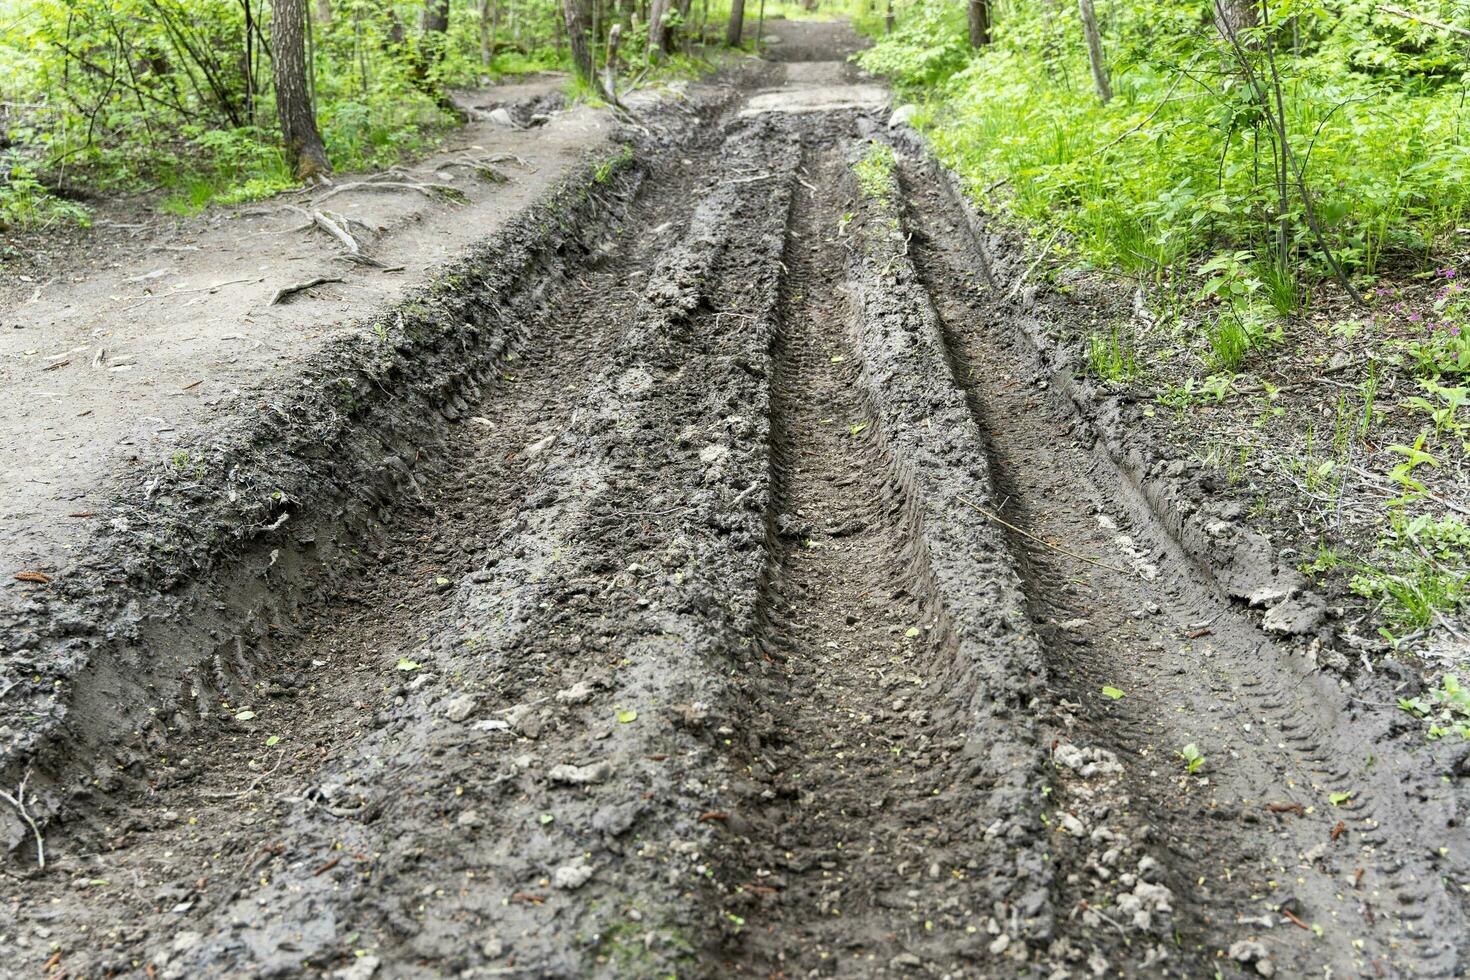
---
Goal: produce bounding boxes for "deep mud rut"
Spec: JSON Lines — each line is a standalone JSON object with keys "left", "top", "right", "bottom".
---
{"left": 4, "top": 23, "right": 1468, "bottom": 980}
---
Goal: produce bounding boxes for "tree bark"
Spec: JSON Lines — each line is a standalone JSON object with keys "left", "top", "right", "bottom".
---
{"left": 967, "top": 0, "right": 991, "bottom": 46}
{"left": 603, "top": 22, "right": 622, "bottom": 103}
{"left": 725, "top": 0, "right": 744, "bottom": 46}
{"left": 1214, "top": 0, "right": 1256, "bottom": 40}
{"left": 313, "top": 0, "right": 331, "bottom": 25}
{"left": 563, "top": 0, "right": 595, "bottom": 84}
{"left": 422, "top": 0, "right": 449, "bottom": 34}
{"left": 648, "top": 0, "right": 669, "bottom": 55}
{"left": 479, "top": 0, "right": 497, "bottom": 64}
{"left": 269, "top": 0, "right": 330, "bottom": 180}
{"left": 1077, "top": 0, "right": 1111, "bottom": 102}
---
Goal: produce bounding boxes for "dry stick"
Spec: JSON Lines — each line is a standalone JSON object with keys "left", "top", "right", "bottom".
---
{"left": 956, "top": 496, "right": 1132, "bottom": 575}
{"left": 0, "top": 770, "right": 45, "bottom": 869}
{"left": 311, "top": 209, "right": 361, "bottom": 256}
{"left": 1377, "top": 3, "right": 1470, "bottom": 38}
{"left": 270, "top": 276, "right": 345, "bottom": 305}
{"left": 1002, "top": 226, "right": 1064, "bottom": 303}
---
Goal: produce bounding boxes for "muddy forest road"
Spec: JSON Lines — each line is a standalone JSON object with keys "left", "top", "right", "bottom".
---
{"left": 3, "top": 21, "right": 1467, "bottom": 980}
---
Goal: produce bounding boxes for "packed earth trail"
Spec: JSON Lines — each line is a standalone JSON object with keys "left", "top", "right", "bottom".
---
{"left": 3, "top": 20, "right": 1468, "bottom": 980}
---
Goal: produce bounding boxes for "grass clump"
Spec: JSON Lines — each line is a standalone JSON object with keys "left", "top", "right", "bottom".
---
{"left": 855, "top": 143, "right": 898, "bottom": 204}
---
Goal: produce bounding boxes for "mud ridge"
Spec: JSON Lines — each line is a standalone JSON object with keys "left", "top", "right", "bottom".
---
{"left": 0, "top": 136, "right": 659, "bottom": 850}
{"left": 883, "top": 137, "right": 1467, "bottom": 975}
{"left": 2, "top": 108, "right": 805, "bottom": 977}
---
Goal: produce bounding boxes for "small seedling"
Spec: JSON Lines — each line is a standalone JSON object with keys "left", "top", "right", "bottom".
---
{"left": 1179, "top": 743, "right": 1205, "bottom": 775}
{"left": 396, "top": 657, "right": 422, "bottom": 672}
{"left": 1329, "top": 790, "right": 1354, "bottom": 806}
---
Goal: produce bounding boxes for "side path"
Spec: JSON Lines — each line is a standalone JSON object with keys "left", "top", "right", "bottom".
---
{"left": 0, "top": 78, "right": 610, "bottom": 576}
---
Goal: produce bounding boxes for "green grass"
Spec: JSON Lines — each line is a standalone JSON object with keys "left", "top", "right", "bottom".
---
{"left": 1087, "top": 322, "right": 1139, "bottom": 381}
{"left": 855, "top": 142, "right": 898, "bottom": 203}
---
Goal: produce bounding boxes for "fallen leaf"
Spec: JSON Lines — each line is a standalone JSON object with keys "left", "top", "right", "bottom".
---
{"left": 1331, "top": 820, "right": 1346, "bottom": 842}
{"left": 1101, "top": 686, "right": 1125, "bottom": 700}
{"left": 396, "top": 657, "right": 422, "bottom": 672}
{"left": 616, "top": 709, "right": 638, "bottom": 724}
{"left": 235, "top": 710, "right": 257, "bottom": 721}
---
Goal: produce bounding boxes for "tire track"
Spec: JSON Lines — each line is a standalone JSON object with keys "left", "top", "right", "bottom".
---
{"left": 894, "top": 149, "right": 1467, "bottom": 977}
{"left": 706, "top": 134, "right": 1055, "bottom": 976}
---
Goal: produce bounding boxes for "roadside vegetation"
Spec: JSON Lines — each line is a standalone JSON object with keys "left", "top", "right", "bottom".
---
{"left": 0, "top": 0, "right": 812, "bottom": 222}
{"left": 858, "top": 0, "right": 1470, "bottom": 663}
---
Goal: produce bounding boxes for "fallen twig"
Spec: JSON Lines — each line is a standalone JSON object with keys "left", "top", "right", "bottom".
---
{"left": 1002, "top": 226, "right": 1064, "bottom": 304}
{"left": 956, "top": 496, "right": 1131, "bottom": 575}
{"left": 270, "top": 276, "right": 345, "bottom": 305}
{"left": 0, "top": 769, "right": 45, "bottom": 869}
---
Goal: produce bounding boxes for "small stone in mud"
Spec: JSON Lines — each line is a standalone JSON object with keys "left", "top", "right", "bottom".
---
{"left": 1229, "top": 940, "right": 1274, "bottom": 977}
{"left": 458, "top": 809, "right": 484, "bottom": 828}
{"left": 443, "top": 694, "right": 477, "bottom": 722}
{"left": 333, "top": 955, "right": 381, "bottom": 980}
{"left": 553, "top": 860, "right": 595, "bottom": 890}
{"left": 549, "top": 761, "right": 613, "bottom": 785}
{"left": 555, "top": 680, "right": 597, "bottom": 704}
{"left": 524, "top": 433, "right": 557, "bottom": 459}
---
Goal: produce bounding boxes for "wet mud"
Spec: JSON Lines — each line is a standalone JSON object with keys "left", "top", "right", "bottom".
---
{"left": 2, "top": 22, "right": 1466, "bottom": 980}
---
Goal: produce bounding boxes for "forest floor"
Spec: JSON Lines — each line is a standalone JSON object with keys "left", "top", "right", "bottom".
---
{"left": 1, "top": 18, "right": 1468, "bottom": 980}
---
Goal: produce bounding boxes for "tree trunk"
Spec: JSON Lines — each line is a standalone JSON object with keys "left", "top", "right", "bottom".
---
{"left": 313, "top": 0, "right": 331, "bottom": 25}
{"left": 603, "top": 22, "right": 622, "bottom": 103}
{"left": 1214, "top": 0, "right": 1256, "bottom": 41}
{"left": 725, "top": 0, "right": 744, "bottom": 46}
{"left": 562, "top": 0, "right": 594, "bottom": 84}
{"left": 967, "top": 0, "right": 990, "bottom": 46}
{"left": 648, "top": 0, "right": 669, "bottom": 55}
{"left": 422, "top": 0, "right": 449, "bottom": 34}
{"left": 479, "top": 0, "right": 495, "bottom": 64}
{"left": 1077, "top": 0, "right": 1111, "bottom": 102}
{"left": 676, "top": 0, "right": 692, "bottom": 52}
{"left": 269, "top": 0, "right": 329, "bottom": 180}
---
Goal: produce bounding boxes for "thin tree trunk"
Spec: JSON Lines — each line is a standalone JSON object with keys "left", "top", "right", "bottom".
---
{"left": 1078, "top": 0, "right": 1111, "bottom": 102}
{"left": 269, "top": 0, "right": 329, "bottom": 180}
{"left": 563, "top": 0, "right": 594, "bottom": 84}
{"left": 884, "top": 0, "right": 893, "bottom": 33}
{"left": 479, "top": 0, "right": 494, "bottom": 64}
{"left": 968, "top": 0, "right": 991, "bottom": 46}
{"left": 676, "top": 0, "right": 692, "bottom": 52}
{"left": 648, "top": 0, "right": 669, "bottom": 55}
{"left": 313, "top": 0, "right": 331, "bottom": 24}
{"left": 725, "top": 0, "right": 744, "bottom": 46}
{"left": 603, "top": 22, "right": 622, "bottom": 103}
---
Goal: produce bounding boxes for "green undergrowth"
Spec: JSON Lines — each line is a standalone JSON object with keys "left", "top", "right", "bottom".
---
{"left": 857, "top": 0, "right": 1470, "bottom": 653}
{"left": 0, "top": 0, "right": 765, "bottom": 228}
